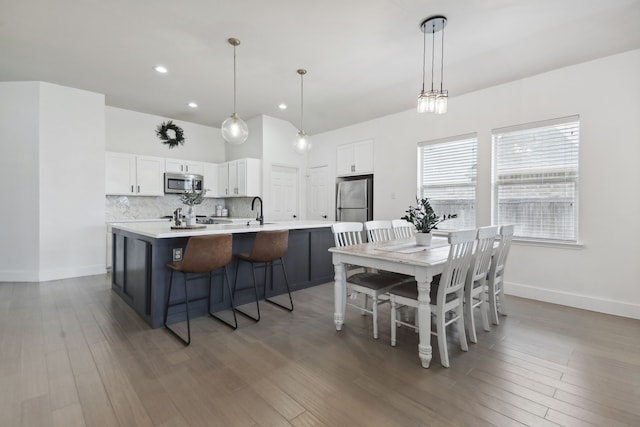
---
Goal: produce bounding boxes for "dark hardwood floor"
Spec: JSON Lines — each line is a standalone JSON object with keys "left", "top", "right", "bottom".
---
{"left": 1, "top": 274, "right": 639, "bottom": 426}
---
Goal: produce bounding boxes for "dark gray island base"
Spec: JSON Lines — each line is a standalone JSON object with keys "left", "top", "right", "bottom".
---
{"left": 111, "top": 222, "right": 335, "bottom": 328}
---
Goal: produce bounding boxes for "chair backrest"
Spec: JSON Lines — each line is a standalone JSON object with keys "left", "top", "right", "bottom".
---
{"left": 249, "top": 230, "right": 289, "bottom": 262}
{"left": 331, "top": 222, "right": 364, "bottom": 247}
{"left": 391, "top": 219, "right": 416, "bottom": 239}
{"left": 364, "top": 220, "right": 393, "bottom": 243}
{"left": 491, "top": 224, "right": 514, "bottom": 278}
{"left": 468, "top": 226, "right": 499, "bottom": 284}
{"left": 436, "top": 229, "right": 476, "bottom": 303}
{"left": 180, "top": 234, "right": 233, "bottom": 273}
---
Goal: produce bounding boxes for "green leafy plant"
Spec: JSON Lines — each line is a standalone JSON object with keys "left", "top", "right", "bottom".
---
{"left": 180, "top": 185, "right": 208, "bottom": 206}
{"left": 401, "top": 197, "right": 458, "bottom": 233}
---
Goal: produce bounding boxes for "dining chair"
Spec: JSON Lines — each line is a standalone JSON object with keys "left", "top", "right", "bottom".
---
{"left": 464, "top": 226, "right": 498, "bottom": 343}
{"left": 331, "top": 222, "right": 408, "bottom": 339}
{"left": 364, "top": 220, "right": 394, "bottom": 242}
{"left": 487, "top": 224, "right": 514, "bottom": 325}
{"left": 164, "top": 234, "right": 237, "bottom": 346}
{"left": 389, "top": 229, "right": 476, "bottom": 367}
{"left": 391, "top": 219, "right": 416, "bottom": 239}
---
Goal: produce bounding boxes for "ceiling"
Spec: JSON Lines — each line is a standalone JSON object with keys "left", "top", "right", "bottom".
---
{"left": 2, "top": 0, "right": 639, "bottom": 135}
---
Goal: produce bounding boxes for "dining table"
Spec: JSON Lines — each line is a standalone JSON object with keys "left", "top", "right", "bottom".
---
{"left": 329, "top": 236, "right": 452, "bottom": 368}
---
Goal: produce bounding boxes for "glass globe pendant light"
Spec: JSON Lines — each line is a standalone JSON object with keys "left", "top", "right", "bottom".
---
{"left": 221, "top": 38, "right": 248, "bottom": 145}
{"left": 292, "top": 68, "right": 312, "bottom": 153}
{"left": 417, "top": 16, "right": 447, "bottom": 115}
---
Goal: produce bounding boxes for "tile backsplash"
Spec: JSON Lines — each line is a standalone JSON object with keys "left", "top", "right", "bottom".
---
{"left": 106, "top": 196, "right": 257, "bottom": 220}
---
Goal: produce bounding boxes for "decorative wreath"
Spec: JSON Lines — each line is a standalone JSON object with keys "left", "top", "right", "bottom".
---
{"left": 155, "top": 120, "right": 185, "bottom": 149}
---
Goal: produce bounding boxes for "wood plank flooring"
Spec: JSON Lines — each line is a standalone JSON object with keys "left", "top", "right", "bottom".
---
{"left": 1, "top": 274, "right": 639, "bottom": 426}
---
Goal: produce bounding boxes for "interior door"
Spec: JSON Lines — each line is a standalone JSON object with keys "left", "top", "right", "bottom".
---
{"left": 270, "top": 165, "right": 298, "bottom": 221}
{"left": 308, "top": 166, "right": 329, "bottom": 220}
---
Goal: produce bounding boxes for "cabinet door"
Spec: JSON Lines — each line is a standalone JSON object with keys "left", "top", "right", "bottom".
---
{"left": 106, "top": 152, "right": 135, "bottom": 195}
{"left": 218, "top": 162, "right": 230, "bottom": 196}
{"left": 235, "top": 159, "right": 246, "bottom": 196}
{"left": 184, "top": 162, "right": 204, "bottom": 175}
{"left": 136, "top": 156, "right": 164, "bottom": 196}
{"left": 354, "top": 140, "right": 374, "bottom": 173}
{"left": 164, "top": 159, "right": 184, "bottom": 173}
{"left": 228, "top": 160, "right": 239, "bottom": 196}
{"left": 336, "top": 144, "right": 355, "bottom": 176}
{"left": 202, "top": 162, "right": 219, "bottom": 198}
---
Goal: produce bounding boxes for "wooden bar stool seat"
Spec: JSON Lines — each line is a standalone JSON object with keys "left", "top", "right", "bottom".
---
{"left": 164, "top": 234, "right": 237, "bottom": 346}
{"left": 233, "top": 230, "right": 293, "bottom": 321}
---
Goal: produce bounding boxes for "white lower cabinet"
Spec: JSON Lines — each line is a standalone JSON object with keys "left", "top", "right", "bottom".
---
{"left": 106, "top": 152, "right": 164, "bottom": 196}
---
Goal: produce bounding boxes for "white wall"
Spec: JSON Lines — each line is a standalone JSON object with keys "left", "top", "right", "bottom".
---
{"left": 310, "top": 49, "right": 640, "bottom": 319}
{"left": 106, "top": 106, "right": 225, "bottom": 162}
{"left": 0, "top": 82, "right": 106, "bottom": 282}
{"left": 0, "top": 82, "right": 41, "bottom": 281}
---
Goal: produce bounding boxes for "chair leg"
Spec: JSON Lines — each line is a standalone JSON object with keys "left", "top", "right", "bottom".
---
{"left": 208, "top": 267, "right": 238, "bottom": 330}
{"left": 372, "top": 295, "right": 379, "bottom": 339}
{"left": 498, "top": 282, "right": 508, "bottom": 317}
{"left": 436, "top": 311, "right": 449, "bottom": 368}
{"left": 465, "top": 285, "right": 478, "bottom": 344}
{"left": 362, "top": 295, "right": 369, "bottom": 315}
{"left": 456, "top": 300, "right": 468, "bottom": 353}
{"left": 264, "top": 258, "right": 294, "bottom": 312}
{"left": 479, "top": 290, "right": 491, "bottom": 333}
{"left": 488, "top": 279, "right": 500, "bottom": 326}
{"left": 390, "top": 297, "right": 397, "bottom": 347}
{"left": 232, "top": 259, "right": 260, "bottom": 321}
{"left": 164, "top": 271, "right": 191, "bottom": 346}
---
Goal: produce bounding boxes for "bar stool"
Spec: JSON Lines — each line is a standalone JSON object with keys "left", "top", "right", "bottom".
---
{"left": 233, "top": 230, "right": 293, "bottom": 321}
{"left": 164, "top": 234, "right": 237, "bottom": 346}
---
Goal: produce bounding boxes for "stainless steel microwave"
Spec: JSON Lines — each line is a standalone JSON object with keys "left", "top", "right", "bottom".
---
{"left": 164, "top": 172, "right": 204, "bottom": 194}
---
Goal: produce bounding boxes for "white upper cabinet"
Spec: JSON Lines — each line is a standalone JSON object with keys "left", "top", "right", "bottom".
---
{"left": 106, "top": 152, "right": 164, "bottom": 196}
{"left": 219, "top": 158, "right": 261, "bottom": 197}
{"left": 202, "top": 162, "right": 219, "bottom": 198}
{"left": 164, "top": 159, "right": 204, "bottom": 175}
{"left": 336, "top": 139, "right": 374, "bottom": 176}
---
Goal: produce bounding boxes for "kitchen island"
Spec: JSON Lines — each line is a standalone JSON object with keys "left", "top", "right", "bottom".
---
{"left": 111, "top": 220, "right": 335, "bottom": 328}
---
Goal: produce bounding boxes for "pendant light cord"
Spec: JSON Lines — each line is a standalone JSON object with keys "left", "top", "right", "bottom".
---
{"left": 440, "top": 19, "right": 445, "bottom": 92}
{"left": 233, "top": 44, "right": 237, "bottom": 114}
{"left": 300, "top": 73, "right": 304, "bottom": 130}
{"left": 421, "top": 24, "right": 426, "bottom": 93}
{"left": 430, "top": 22, "right": 435, "bottom": 92}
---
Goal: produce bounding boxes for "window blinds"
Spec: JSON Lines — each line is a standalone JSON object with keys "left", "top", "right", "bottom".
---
{"left": 492, "top": 116, "right": 579, "bottom": 242}
{"left": 418, "top": 135, "right": 477, "bottom": 230}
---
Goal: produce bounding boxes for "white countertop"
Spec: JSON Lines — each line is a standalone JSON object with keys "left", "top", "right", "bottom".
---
{"left": 111, "top": 220, "right": 335, "bottom": 239}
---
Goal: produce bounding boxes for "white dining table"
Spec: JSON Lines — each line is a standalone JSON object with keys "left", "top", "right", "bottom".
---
{"left": 329, "top": 237, "right": 451, "bottom": 368}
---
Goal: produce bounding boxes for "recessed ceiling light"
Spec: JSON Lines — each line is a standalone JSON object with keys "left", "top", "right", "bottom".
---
{"left": 278, "top": 103, "right": 287, "bottom": 110}
{"left": 154, "top": 65, "right": 168, "bottom": 74}
{"left": 187, "top": 102, "right": 198, "bottom": 108}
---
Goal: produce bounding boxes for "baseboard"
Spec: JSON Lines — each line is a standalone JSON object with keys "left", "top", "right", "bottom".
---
{"left": 38, "top": 264, "right": 107, "bottom": 282}
{"left": 0, "top": 270, "right": 41, "bottom": 282}
{"left": 505, "top": 281, "right": 640, "bottom": 320}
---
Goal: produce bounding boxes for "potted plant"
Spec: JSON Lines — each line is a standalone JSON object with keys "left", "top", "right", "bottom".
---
{"left": 180, "top": 185, "right": 208, "bottom": 226}
{"left": 401, "top": 197, "right": 457, "bottom": 246}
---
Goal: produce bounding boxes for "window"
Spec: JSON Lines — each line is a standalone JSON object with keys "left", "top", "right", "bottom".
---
{"left": 492, "top": 116, "right": 579, "bottom": 242}
{"left": 418, "top": 134, "right": 477, "bottom": 230}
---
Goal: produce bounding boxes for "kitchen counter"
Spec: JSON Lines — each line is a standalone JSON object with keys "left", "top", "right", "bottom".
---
{"left": 110, "top": 220, "right": 336, "bottom": 328}
{"left": 111, "top": 220, "right": 333, "bottom": 239}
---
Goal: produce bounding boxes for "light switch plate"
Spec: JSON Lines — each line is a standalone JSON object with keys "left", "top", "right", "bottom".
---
{"left": 172, "top": 248, "right": 183, "bottom": 262}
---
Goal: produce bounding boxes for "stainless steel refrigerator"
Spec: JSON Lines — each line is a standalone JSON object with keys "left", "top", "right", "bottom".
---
{"left": 336, "top": 175, "right": 373, "bottom": 222}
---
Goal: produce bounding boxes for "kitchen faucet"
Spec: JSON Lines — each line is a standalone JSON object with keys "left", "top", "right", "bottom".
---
{"left": 251, "top": 196, "right": 263, "bottom": 225}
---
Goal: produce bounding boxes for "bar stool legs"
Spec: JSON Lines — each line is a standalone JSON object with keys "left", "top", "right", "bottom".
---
{"left": 208, "top": 266, "right": 238, "bottom": 330}
{"left": 264, "top": 258, "right": 293, "bottom": 312}
{"left": 164, "top": 270, "right": 193, "bottom": 346}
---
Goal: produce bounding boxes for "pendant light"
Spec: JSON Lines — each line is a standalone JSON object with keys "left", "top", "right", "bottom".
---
{"left": 221, "top": 38, "right": 249, "bottom": 145}
{"left": 417, "top": 16, "right": 448, "bottom": 115}
{"left": 292, "top": 68, "right": 312, "bottom": 153}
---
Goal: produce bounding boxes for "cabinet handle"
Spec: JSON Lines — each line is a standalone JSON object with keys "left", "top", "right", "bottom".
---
{"left": 351, "top": 164, "right": 355, "bottom": 172}
{"left": 137, "top": 185, "right": 140, "bottom": 193}
{"left": 185, "top": 165, "right": 188, "bottom": 172}
{"left": 131, "top": 185, "right": 134, "bottom": 193}
{"left": 293, "top": 214, "right": 297, "bottom": 219}
{"left": 322, "top": 215, "right": 327, "bottom": 219}
{"left": 181, "top": 165, "right": 184, "bottom": 172}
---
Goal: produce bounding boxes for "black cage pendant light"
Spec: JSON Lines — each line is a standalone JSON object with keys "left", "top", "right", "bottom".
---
{"left": 417, "top": 16, "right": 448, "bottom": 114}
{"left": 221, "top": 37, "right": 249, "bottom": 145}
{"left": 292, "top": 68, "right": 312, "bottom": 153}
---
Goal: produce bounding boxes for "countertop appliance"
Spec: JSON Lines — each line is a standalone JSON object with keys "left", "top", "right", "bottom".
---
{"left": 164, "top": 172, "right": 203, "bottom": 194}
{"left": 336, "top": 175, "right": 373, "bottom": 222}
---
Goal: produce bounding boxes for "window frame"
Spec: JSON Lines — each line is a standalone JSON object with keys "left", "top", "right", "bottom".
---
{"left": 491, "top": 115, "right": 580, "bottom": 244}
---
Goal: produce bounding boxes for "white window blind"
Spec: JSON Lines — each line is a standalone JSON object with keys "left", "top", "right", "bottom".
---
{"left": 492, "top": 116, "right": 579, "bottom": 242}
{"left": 418, "top": 135, "right": 477, "bottom": 230}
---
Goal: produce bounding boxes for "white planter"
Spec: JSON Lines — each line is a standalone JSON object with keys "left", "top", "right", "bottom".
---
{"left": 415, "top": 232, "right": 432, "bottom": 246}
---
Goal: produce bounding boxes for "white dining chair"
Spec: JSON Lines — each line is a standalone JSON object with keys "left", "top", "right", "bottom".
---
{"left": 364, "top": 220, "right": 394, "bottom": 242}
{"left": 389, "top": 229, "right": 476, "bottom": 367}
{"left": 487, "top": 224, "right": 514, "bottom": 325}
{"left": 331, "top": 222, "right": 408, "bottom": 339}
{"left": 391, "top": 219, "right": 416, "bottom": 239}
{"left": 464, "top": 226, "right": 498, "bottom": 343}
